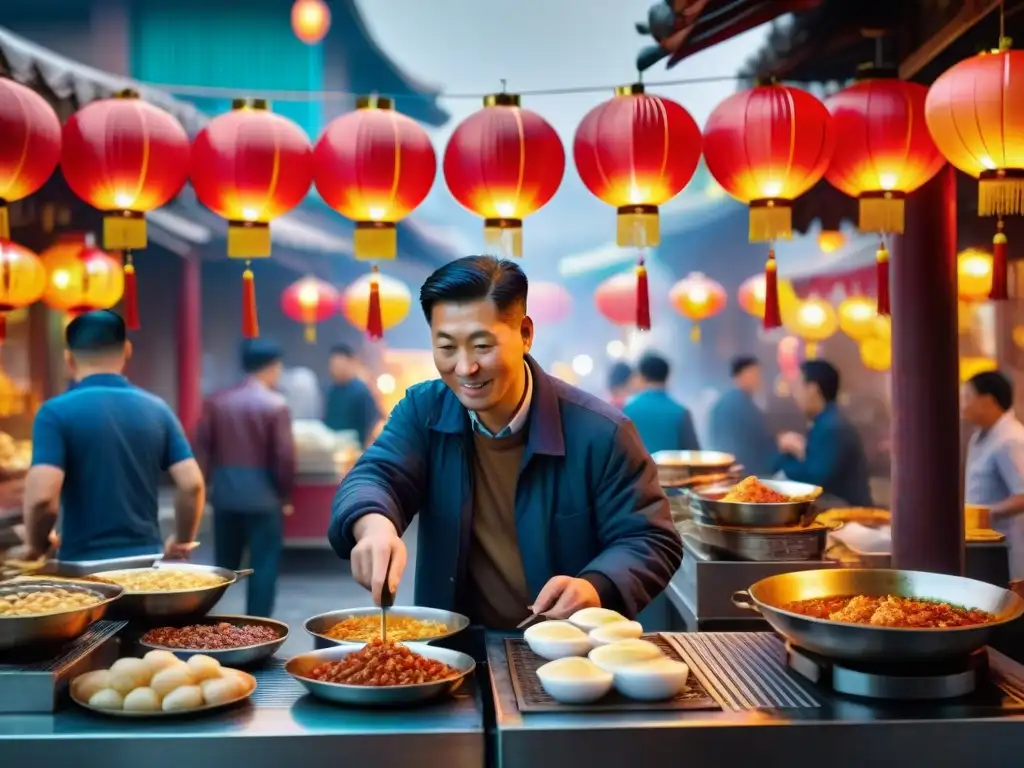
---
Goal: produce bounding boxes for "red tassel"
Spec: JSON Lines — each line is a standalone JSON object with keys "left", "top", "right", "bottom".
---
{"left": 635, "top": 259, "right": 651, "bottom": 331}
{"left": 0, "top": 315, "right": 7, "bottom": 343}
{"left": 876, "top": 243, "right": 891, "bottom": 316}
{"left": 242, "top": 267, "right": 259, "bottom": 339}
{"left": 991, "top": 221, "right": 1009, "bottom": 301}
{"left": 366, "top": 265, "right": 384, "bottom": 341}
{"left": 763, "top": 249, "right": 781, "bottom": 329}
{"left": 123, "top": 262, "right": 140, "bottom": 330}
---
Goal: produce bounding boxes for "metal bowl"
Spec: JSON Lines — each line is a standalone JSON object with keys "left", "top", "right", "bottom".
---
{"left": 693, "top": 520, "right": 831, "bottom": 562}
{"left": 653, "top": 450, "right": 735, "bottom": 488}
{"left": 285, "top": 643, "right": 475, "bottom": 707}
{"left": 689, "top": 479, "right": 822, "bottom": 527}
{"left": 0, "top": 578, "right": 123, "bottom": 651}
{"left": 89, "top": 563, "right": 252, "bottom": 621}
{"left": 732, "top": 568, "right": 1024, "bottom": 662}
{"left": 137, "top": 614, "right": 288, "bottom": 667}
{"left": 305, "top": 606, "right": 470, "bottom": 649}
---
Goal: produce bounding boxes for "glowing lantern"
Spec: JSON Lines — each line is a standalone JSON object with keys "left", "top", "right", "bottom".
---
{"left": 41, "top": 234, "right": 124, "bottom": 315}
{"left": 528, "top": 281, "right": 572, "bottom": 325}
{"left": 817, "top": 230, "right": 846, "bottom": 254}
{"left": 0, "top": 78, "right": 61, "bottom": 241}
{"left": 443, "top": 91, "right": 564, "bottom": 257}
{"left": 837, "top": 295, "right": 877, "bottom": 341}
{"left": 669, "top": 272, "right": 726, "bottom": 342}
{"left": 960, "top": 356, "right": 998, "bottom": 383}
{"left": 291, "top": 0, "right": 330, "bottom": 44}
{"left": 738, "top": 274, "right": 766, "bottom": 318}
{"left": 703, "top": 83, "right": 835, "bottom": 328}
{"left": 281, "top": 276, "right": 339, "bottom": 343}
{"left": 0, "top": 240, "right": 46, "bottom": 340}
{"left": 860, "top": 336, "right": 892, "bottom": 372}
{"left": 190, "top": 99, "right": 313, "bottom": 338}
{"left": 777, "top": 335, "right": 802, "bottom": 383}
{"left": 872, "top": 314, "right": 891, "bottom": 343}
{"left": 786, "top": 296, "right": 839, "bottom": 358}
{"left": 595, "top": 271, "right": 642, "bottom": 327}
{"left": 957, "top": 248, "right": 993, "bottom": 302}
{"left": 341, "top": 270, "right": 412, "bottom": 340}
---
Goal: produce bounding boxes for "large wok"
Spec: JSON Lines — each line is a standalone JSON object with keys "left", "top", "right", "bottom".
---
{"left": 0, "top": 578, "right": 123, "bottom": 651}
{"left": 89, "top": 562, "right": 252, "bottom": 621}
{"left": 732, "top": 568, "right": 1024, "bottom": 663}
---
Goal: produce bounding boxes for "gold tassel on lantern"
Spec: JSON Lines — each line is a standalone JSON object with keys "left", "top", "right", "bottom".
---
{"left": 859, "top": 191, "right": 906, "bottom": 234}
{"left": 484, "top": 219, "right": 523, "bottom": 258}
{"left": 104, "top": 210, "right": 147, "bottom": 251}
{"left": 690, "top": 324, "right": 701, "bottom": 343}
{"left": 979, "top": 169, "right": 1024, "bottom": 217}
{"left": 0, "top": 201, "right": 9, "bottom": 241}
{"left": 616, "top": 205, "right": 660, "bottom": 248}
{"left": 354, "top": 221, "right": 397, "bottom": 260}
{"left": 749, "top": 199, "right": 792, "bottom": 243}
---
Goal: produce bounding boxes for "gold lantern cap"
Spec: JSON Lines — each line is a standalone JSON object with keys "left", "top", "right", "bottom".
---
{"left": 483, "top": 92, "right": 520, "bottom": 108}
{"left": 356, "top": 94, "right": 394, "bottom": 110}
{"left": 232, "top": 98, "right": 270, "bottom": 111}
{"left": 614, "top": 83, "right": 645, "bottom": 97}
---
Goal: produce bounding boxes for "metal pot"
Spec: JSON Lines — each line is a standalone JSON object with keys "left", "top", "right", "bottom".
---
{"left": 137, "top": 614, "right": 288, "bottom": 667}
{"left": 652, "top": 450, "right": 736, "bottom": 488}
{"left": 0, "top": 578, "right": 123, "bottom": 651}
{"left": 92, "top": 563, "right": 253, "bottom": 621}
{"left": 732, "top": 568, "right": 1024, "bottom": 662}
{"left": 693, "top": 520, "right": 830, "bottom": 561}
{"left": 689, "top": 479, "right": 821, "bottom": 527}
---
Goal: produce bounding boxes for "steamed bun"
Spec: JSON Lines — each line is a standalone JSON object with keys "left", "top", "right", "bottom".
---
{"left": 72, "top": 670, "right": 112, "bottom": 702}
{"left": 186, "top": 654, "right": 222, "bottom": 682}
{"left": 200, "top": 675, "right": 246, "bottom": 706}
{"left": 150, "top": 663, "right": 195, "bottom": 698}
{"left": 88, "top": 688, "right": 124, "bottom": 711}
{"left": 162, "top": 684, "right": 203, "bottom": 712}
{"left": 143, "top": 650, "right": 180, "bottom": 673}
{"left": 123, "top": 686, "right": 162, "bottom": 713}
{"left": 108, "top": 657, "right": 152, "bottom": 694}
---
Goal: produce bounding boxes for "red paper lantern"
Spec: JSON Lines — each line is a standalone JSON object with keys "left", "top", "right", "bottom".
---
{"left": 528, "top": 281, "right": 572, "bottom": 325}
{"left": 738, "top": 274, "right": 766, "bottom": 318}
{"left": 0, "top": 78, "right": 61, "bottom": 241}
{"left": 669, "top": 272, "right": 726, "bottom": 342}
{"left": 291, "top": 0, "right": 331, "bottom": 44}
{"left": 281, "top": 276, "right": 340, "bottom": 343}
{"left": 595, "top": 271, "right": 641, "bottom": 327}
{"left": 190, "top": 99, "right": 314, "bottom": 338}
{"left": 703, "top": 83, "right": 835, "bottom": 329}
{"left": 41, "top": 234, "right": 124, "bottom": 315}
{"left": 0, "top": 240, "right": 46, "bottom": 341}
{"left": 926, "top": 42, "right": 1024, "bottom": 301}
{"left": 444, "top": 92, "right": 564, "bottom": 257}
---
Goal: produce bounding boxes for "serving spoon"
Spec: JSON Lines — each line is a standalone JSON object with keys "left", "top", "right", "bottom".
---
{"left": 380, "top": 555, "right": 394, "bottom": 642}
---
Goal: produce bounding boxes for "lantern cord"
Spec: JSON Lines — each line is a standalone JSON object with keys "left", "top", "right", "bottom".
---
{"left": 991, "top": 217, "right": 1009, "bottom": 301}
{"left": 123, "top": 250, "right": 141, "bottom": 331}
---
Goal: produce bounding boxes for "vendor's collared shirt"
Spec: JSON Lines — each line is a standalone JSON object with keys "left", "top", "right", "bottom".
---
{"left": 468, "top": 363, "right": 533, "bottom": 438}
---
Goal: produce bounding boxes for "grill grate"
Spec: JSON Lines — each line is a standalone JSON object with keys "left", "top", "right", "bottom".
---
{"left": 0, "top": 620, "right": 126, "bottom": 672}
{"left": 248, "top": 660, "right": 308, "bottom": 707}
{"left": 988, "top": 649, "right": 1024, "bottom": 704}
{"left": 666, "top": 632, "right": 822, "bottom": 711}
{"left": 505, "top": 634, "right": 720, "bottom": 713}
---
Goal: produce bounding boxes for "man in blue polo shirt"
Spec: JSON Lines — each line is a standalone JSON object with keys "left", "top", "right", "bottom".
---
{"left": 18, "top": 310, "right": 205, "bottom": 562}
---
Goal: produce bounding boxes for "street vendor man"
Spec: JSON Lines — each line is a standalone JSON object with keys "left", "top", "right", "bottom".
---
{"left": 329, "top": 256, "right": 682, "bottom": 628}
{"left": 16, "top": 310, "right": 205, "bottom": 563}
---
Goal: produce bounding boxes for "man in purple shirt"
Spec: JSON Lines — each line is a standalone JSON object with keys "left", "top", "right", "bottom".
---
{"left": 195, "top": 340, "right": 296, "bottom": 617}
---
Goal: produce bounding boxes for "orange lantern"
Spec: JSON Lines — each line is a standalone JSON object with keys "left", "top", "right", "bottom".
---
{"left": 786, "top": 296, "right": 838, "bottom": 358}
{"left": 738, "top": 274, "right": 766, "bottom": 318}
{"left": 837, "top": 295, "right": 877, "bottom": 342}
{"left": 341, "top": 270, "right": 412, "bottom": 340}
{"left": 281, "top": 276, "right": 340, "bottom": 343}
{"left": 817, "top": 230, "right": 846, "bottom": 254}
{"left": 958, "top": 248, "right": 994, "bottom": 302}
{"left": 669, "top": 272, "right": 727, "bottom": 342}
{"left": 703, "top": 83, "right": 835, "bottom": 328}
{"left": 860, "top": 336, "right": 891, "bottom": 372}
{"left": 41, "top": 235, "right": 124, "bottom": 316}
{"left": 595, "top": 271, "right": 641, "bottom": 327}
{"left": 927, "top": 41, "right": 1024, "bottom": 300}
{"left": 0, "top": 240, "right": 46, "bottom": 340}
{"left": 291, "top": 0, "right": 330, "bottom": 44}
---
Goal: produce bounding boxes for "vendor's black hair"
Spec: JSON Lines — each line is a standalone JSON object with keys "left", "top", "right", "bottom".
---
{"left": 65, "top": 310, "right": 126, "bottom": 353}
{"left": 330, "top": 343, "right": 355, "bottom": 358}
{"left": 637, "top": 352, "right": 671, "bottom": 385}
{"left": 800, "top": 359, "right": 840, "bottom": 402}
{"left": 730, "top": 355, "right": 760, "bottom": 377}
{"left": 241, "top": 338, "right": 283, "bottom": 374}
{"left": 607, "top": 362, "right": 633, "bottom": 390}
{"left": 969, "top": 370, "right": 1014, "bottom": 411}
{"left": 419, "top": 255, "right": 528, "bottom": 321}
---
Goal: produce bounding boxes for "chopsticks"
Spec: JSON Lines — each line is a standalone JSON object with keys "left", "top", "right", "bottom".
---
{"left": 380, "top": 555, "right": 394, "bottom": 642}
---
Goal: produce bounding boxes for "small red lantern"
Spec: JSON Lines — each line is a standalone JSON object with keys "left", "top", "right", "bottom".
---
{"left": 0, "top": 240, "right": 46, "bottom": 341}
{"left": 291, "top": 0, "right": 331, "bottom": 44}
{"left": 444, "top": 91, "right": 564, "bottom": 257}
{"left": 703, "top": 83, "right": 835, "bottom": 328}
{"left": 41, "top": 234, "right": 124, "bottom": 315}
{"left": 595, "top": 271, "right": 641, "bottom": 327}
{"left": 574, "top": 84, "right": 702, "bottom": 331}
{"left": 669, "top": 272, "right": 727, "bottom": 342}
{"left": 0, "top": 78, "right": 61, "bottom": 241}
{"left": 281, "top": 276, "right": 340, "bottom": 343}
{"left": 190, "top": 99, "right": 313, "bottom": 338}
{"left": 528, "top": 281, "right": 573, "bottom": 325}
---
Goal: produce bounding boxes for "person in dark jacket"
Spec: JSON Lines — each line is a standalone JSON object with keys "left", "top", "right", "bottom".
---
{"left": 708, "top": 356, "right": 776, "bottom": 475}
{"left": 328, "top": 256, "right": 682, "bottom": 629}
{"left": 776, "top": 360, "right": 873, "bottom": 507}
{"left": 623, "top": 352, "right": 700, "bottom": 454}
{"left": 323, "top": 344, "right": 382, "bottom": 447}
{"left": 606, "top": 362, "right": 634, "bottom": 410}
{"left": 195, "top": 340, "right": 296, "bottom": 617}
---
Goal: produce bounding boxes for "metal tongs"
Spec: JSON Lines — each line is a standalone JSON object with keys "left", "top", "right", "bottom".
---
{"left": 380, "top": 555, "right": 394, "bottom": 642}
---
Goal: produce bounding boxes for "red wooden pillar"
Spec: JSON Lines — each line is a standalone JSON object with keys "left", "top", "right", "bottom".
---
{"left": 177, "top": 254, "right": 202, "bottom": 438}
{"left": 890, "top": 165, "right": 964, "bottom": 575}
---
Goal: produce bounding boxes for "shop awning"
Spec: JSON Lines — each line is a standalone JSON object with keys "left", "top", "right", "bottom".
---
{"left": 785, "top": 237, "right": 879, "bottom": 298}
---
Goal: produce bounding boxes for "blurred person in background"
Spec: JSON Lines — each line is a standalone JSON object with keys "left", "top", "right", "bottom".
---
{"left": 962, "top": 370, "right": 1024, "bottom": 578}
{"left": 776, "top": 359, "right": 872, "bottom": 508}
{"left": 623, "top": 352, "right": 700, "bottom": 455}
{"left": 606, "top": 361, "right": 634, "bottom": 410}
{"left": 280, "top": 366, "right": 323, "bottom": 421}
{"left": 16, "top": 311, "right": 204, "bottom": 563}
{"left": 323, "top": 343, "right": 383, "bottom": 447}
{"left": 195, "top": 340, "right": 296, "bottom": 617}
{"left": 708, "top": 356, "right": 776, "bottom": 475}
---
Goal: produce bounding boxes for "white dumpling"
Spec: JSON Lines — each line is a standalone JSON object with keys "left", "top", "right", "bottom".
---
{"left": 110, "top": 658, "right": 153, "bottom": 688}
{"left": 186, "top": 654, "right": 222, "bottom": 682}
{"left": 72, "top": 670, "right": 112, "bottom": 702}
{"left": 200, "top": 675, "right": 246, "bottom": 706}
{"left": 150, "top": 663, "right": 195, "bottom": 698}
{"left": 123, "top": 686, "right": 162, "bottom": 712}
{"left": 162, "top": 684, "right": 204, "bottom": 712}
{"left": 143, "top": 650, "right": 180, "bottom": 673}
{"left": 88, "top": 688, "right": 124, "bottom": 711}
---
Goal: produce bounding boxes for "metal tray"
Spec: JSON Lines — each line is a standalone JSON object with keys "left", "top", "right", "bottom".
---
{"left": 136, "top": 614, "right": 288, "bottom": 667}
{"left": 504, "top": 634, "right": 720, "bottom": 713}
{"left": 70, "top": 669, "right": 257, "bottom": 717}
{"left": 692, "top": 520, "right": 830, "bottom": 562}
{"left": 0, "top": 578, "right": 124, "bottom": 651}
{"left": 305, "top": 606, "right": 470, "bottom": 648}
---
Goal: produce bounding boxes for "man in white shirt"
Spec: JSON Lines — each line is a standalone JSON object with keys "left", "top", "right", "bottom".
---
{"left": 963, "top": 370, "right": 1024, "bottom": 579}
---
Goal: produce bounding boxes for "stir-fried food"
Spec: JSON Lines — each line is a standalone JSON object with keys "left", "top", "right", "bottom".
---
{"left": 323, "top": 614, "right": 449, "bottom": 642}
{"left": 0, "top": 586, "right": 102, "bottom": 616}
{"left": 305, "top": 639, "right": 460, "bottom": 686}
{"left": 721, "top": 476, "right": 791, "bottom": 503}
{"left": 784, "top": 595, "right": 996, "bottom": 628}
{"left": 90, "top": 570, "right": 226, "bottom": 592}
{"left": 143, "top": 622, "right": 280, "bottom": 650}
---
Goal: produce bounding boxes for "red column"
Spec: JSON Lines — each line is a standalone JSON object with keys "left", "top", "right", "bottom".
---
{"left": 177, "top": 254, "right": 202, "bottom": 438}
{"left": 890, "top": 165, "right": 964, "bottom": 575}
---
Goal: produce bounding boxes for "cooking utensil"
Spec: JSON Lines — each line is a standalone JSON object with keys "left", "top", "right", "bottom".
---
{"left": 692, "top": 519, "right": 830, "bottom": 561}
{"left": 0, "top": 578, "right": 123, "bottom": 651}
{"left": 70, "top": 669, "right": 256, "bottom": 717}
{"left": 136, "top": 614, "right": 288, "bottom": 667}
{"left": 286, "top": 642, "right": 475, "bottom": 707}
{"left": 652, "top": 450, "right": 736, "bottom": 488}
{"left": 688, "top": 479, "right": 822, "bottom": 527}
{"left": 305, "top": 606, "right": 470, "bottom": 649}
{"left": 517, "top": 612, "right": 544, "bottom": 630}
{"left": 380, "top": 556, "right": 394, "bottom": 642}
{"left": 732, "top": 568, "right": 1024, "bottom": 662}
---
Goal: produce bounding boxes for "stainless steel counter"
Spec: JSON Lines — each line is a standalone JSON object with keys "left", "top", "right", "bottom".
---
{"left": 1, "top": 658, "right": 485, "bottom": 768}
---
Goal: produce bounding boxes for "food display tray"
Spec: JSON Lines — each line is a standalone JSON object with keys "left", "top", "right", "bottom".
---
{"left": 504, "top": 634, "right": 721, "bottom": 713}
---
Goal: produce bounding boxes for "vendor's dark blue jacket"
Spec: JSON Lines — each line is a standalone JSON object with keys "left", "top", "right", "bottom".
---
{"left": 328, "top": 357, "right": 682, "bottom": 619}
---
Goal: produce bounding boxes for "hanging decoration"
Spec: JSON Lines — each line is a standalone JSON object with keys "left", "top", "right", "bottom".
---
{"left": 190, "top": 99, "right": 313, "bottom": 338}
{"left": 315, "top": 95, "right": 434, "bottom": 337}
{"left": 926, "top": 37, "right": 1024, "bottom": 301}
{"left": 281, "top": 276, "right": 340, "bottom": 343}
{"left": 574, "top": 85, "right": 702, "bottom": 331}
{"left": 0, "top": 78, "right": 61, "bottom": 242}
{"left": 860, "top": 336, "right": 891, "bottom": 372}
{"left": 669, "top": 272, "right": 726, "bottom": 342}
{"left": 837, "top": 295, "right": 878, "bottom": 342}
{"left": 528, "top": 281, "right": 573, "bottom": 325}
{"left": 40, "top": 233, "right": 124, "bottom": 315}
{"left": 703, "top": 82, "right": 835, "bottom": 329}
{"left": 341, "top": 270, "right": 412, "bottom": 340}
{"left": 786, "top": 296, "right": 839, "bottom": 358}
{"left": 826, "top": 76, "right": 945, "bottom": 314}
{"left": 960, "top": 356, "right": 999, "bottom": 383}
{"left": 291, "top": 0, "right": 331, "bottom": 44}
{"left": 443, "top": 85, "right": 564, "bottom": 258}
{"left": 595, "top": 271, "right": 643, "bottom": 327}
{"left": 957, "top": 248, "right": 994, "bottom": 302}
{"left": 738, "top": 274, "right": 766, "bottom": 319}
{"left": 0, "top": 240, "right": 46, "bottom": 341}
{"left": 817, "top": 230, "right": 846, "bottom": 254}
{"left": 60, "top": 90, "right": 190, "bottom": 330}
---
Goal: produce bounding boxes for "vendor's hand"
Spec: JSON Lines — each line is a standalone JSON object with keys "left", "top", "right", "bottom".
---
{"left": 531, "top": 576, "right": 601, "bottom": 619}
{"left": 351, "top": 513, "right": 407, "bottom": 605}
{"left": 4, "top": 543, "right": 46, "bottom": 562}
{"left": 777, "top": 431, "right": 806, "bottom": 459}
{"left": 163, "top": 536, "right": 195, "bottom": 561}
{"left": 0, "top": 477, "right": 24, "bottom": 510}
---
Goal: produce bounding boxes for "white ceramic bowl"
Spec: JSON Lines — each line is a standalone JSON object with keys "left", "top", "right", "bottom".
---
{"left": 524, "top": 621, "right": 592, "bottom": 660}
{"left": 568, "top": 608, "right": 627, "bottom": 633}
{"left": 588, "top": 639, "right": 664, "bottom": 673}
{"left": 613, "top": 658, "right": 690, "bottom": 701}
{"left": 588, "top": 620, "right": 644, "bottom": 648}
{"left": 536, "top": 657, "right": 614, "bottom": 704}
